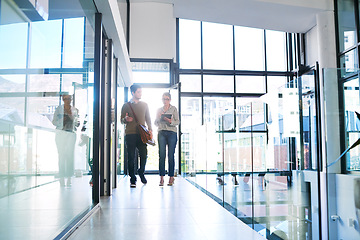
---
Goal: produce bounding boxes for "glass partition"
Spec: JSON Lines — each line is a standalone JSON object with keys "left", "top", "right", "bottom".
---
{"left": 324, "top": 68, "right": 360, "bottom": 240}
{"left": 181, "top": 68, "right": 360, "bottom": 239}
{"left": 182, "top": 78, "right": 321, "bottom": 239}
{"left": 0, "top": 0, "right": 97, "bottom": 238}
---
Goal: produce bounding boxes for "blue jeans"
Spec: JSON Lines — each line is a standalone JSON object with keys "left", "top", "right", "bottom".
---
{"left": 125, "top": 134, "right": 147, "bottom": 183}
{"left": 158, "top": 130, "right": 177, "bottom": 177}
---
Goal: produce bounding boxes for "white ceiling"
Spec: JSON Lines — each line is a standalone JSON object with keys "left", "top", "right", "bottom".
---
{"left": 129, "top": 0, "right": 334, "bottom": 33}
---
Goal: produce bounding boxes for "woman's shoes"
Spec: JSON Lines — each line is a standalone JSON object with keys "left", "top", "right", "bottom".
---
{"left": 159, "top": 176, "right": 164, "bottom": 186}
{"left": 159, "top": 176, "right": 175, "bottom": 186}
{"left": 168, "top": 177, "right": 175, "bottom": 186}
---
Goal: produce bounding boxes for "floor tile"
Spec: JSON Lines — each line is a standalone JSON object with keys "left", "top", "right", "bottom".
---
{"left": 68, "top": 175, "right": 265, "bottom": 240}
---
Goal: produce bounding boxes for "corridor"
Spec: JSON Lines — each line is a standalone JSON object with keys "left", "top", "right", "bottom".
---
{"left": 68, "top": 175, "right": 265, "bottom": 240}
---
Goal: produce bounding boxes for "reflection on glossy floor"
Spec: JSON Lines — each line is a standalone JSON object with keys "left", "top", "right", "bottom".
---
{"left": 187, "top": 174, "right": 292, "bottom": 238}
{"left": 0, "top": 176, "right": 92, "bottom": 240}
{"left": 68, "top": 175, "right": 265, "bottom": 240}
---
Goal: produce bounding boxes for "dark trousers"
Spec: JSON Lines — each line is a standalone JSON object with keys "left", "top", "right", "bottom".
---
{"left": 125, "top": 134, "right": 147, "bottom": 183}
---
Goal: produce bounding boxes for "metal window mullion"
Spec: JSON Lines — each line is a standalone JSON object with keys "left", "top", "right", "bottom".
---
{"left": 263, "top": 30, "right": 267, "bottom": 74}
{"left": 263, "top": 30, "right": 270, "bottom": 146}
{"left": 123, "top": 87, "right": 128, "bottom": 175}
{"left": 103, "top": 39, "right": 112, "bottom": 196}
{"left": 298, "top": 75, "right": 305, "bottom": 170}
{"left": 233, "top": 26, "right": 237, "bottom": 129}
{"left": 250, "top": 102, "right": 254, "bottom": 229}
{"left": 314, "top": 62, "right": 323, "bottom": 240}
{"left": 82, "top": 17, "right": 87, "bottom": 85}
{"left": 334, "top": 0, "right": 341, "bottom": 69}
{"left": 178, "top": 81, "right": 182, "bottom": 175}
{"left": 25, "top": 22, "right": 31, "bottom": 126}
{"left": 176, "top": 18, "right": 180, "bottom": 82}
{"left": 233, "top": 25, "right": 236, "bottom": 94}
{"left": 60, "top": 19, "right": 65, "bottom": 96}
{"left": 102, "top": 39, "right": 112, "bottom": 195}
{"left": 126, "top": 0, "right": 130, "bottom": 53}
{"left": 100, "top": 36, "right": 106, "bottom": 196}
{"left": 113, "top": 57, "right": 118, "bottom": 188}
{"left": 201, "top": 21, "right": 204, "bottom": 125}
{"left": 354, "top": 0, "right": 360, "bottom": 46}
{"left": 92, "top": 12, "right": 102, "bottom": 205}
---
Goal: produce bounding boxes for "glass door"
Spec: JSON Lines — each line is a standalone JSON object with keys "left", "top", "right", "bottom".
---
{"left": 140, "top": 86, "right": 179, "bottom": 174}
{"left": 296, "top": 66, "right": 322, "bottom": 239}
{"left": 169, "top": 84, "right": 180, "bottom": 175}
{"left": 300, "top": 70, "right": 320, "bottom": 171}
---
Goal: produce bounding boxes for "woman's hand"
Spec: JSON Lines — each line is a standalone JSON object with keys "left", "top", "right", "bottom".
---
{"left": 164, "top": 117, "right": 172, "bottom": 124}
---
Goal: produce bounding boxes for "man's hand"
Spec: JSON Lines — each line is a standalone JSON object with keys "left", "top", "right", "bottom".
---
{"left": 157, "top": 111, "right": 162, "bottom": 120}
{"left": 124, "top": 113, "right": 133, "bottom": 122}
{"left": 149, "top": 130, "right": 153, "bottom": 139}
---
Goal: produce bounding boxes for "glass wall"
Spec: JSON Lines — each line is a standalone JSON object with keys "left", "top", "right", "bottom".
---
{"left": 324, "top": 68, "right": 360, "bottom": 240}
{"left": 181, "top": 80, "right": 320, "bottom": 239}
{"left": 178, "top": 18, "right": 323, "bottom": 239}
{"left": 0, "top": 0, "right": 97, "bottom": 239}
{"left": 336, "top": 0, "right": 360, "bottom": 172}
{"left": 178, "top": 20, "right": 293, "bottom": 179}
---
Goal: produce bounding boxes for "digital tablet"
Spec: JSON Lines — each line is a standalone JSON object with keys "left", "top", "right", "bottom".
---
{"left": 161, "top": 114, "right": 172, "bottom": 121}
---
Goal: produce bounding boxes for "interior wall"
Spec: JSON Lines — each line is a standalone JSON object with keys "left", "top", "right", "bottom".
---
{"left": 1, "top": 0, "right": 28, "bottom": 24}
{"left": 118, "top": 0, "right": 128, "bottom": 43}
{"left": 304, "top": 11, "right": 337, "bottom": 69}
{"left": 335, "top": 174, "right": 360, "bottom": 239}
{"left": 129, "top": 2, "right": 176, "bottom": 60}
{"left": 256, "top": 0, "right": 333, "bottom": 10}
{"left": 304, "top": 11, "right": 339, "bottom": 172}
{"left": 303, "top": 171, "right": 321, "bottom": 239}
{"left": 305, "top": 26, "right": 318, "bottom": 66}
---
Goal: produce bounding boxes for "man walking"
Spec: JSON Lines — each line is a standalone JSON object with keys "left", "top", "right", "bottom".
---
{"left": 121, "top": 84, "right": 152, "bottom": 187}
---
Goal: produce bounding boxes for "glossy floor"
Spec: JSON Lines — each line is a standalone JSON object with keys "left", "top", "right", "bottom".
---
{"left": 68, "top": 175, "right": 265, "bottom": 240}
{"left": 0, "top": 176, "right": 92, "bottom": 240}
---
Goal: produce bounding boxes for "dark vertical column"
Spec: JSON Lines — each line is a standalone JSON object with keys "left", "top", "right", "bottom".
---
{"left": 104, "top": 39, "right": 113, "bottom": 196}
{"left": 178, "top": 83, "right": 182, "bottom": 175}
{"left": 314, "top": 62, "right": 323, "bottom": 240}
{"left": 200, "top": 21, "right": 204, "bottom": 126}
{"left": 123, "top": 87, "right": 129, "bottom": 175}
{"left": 113, "top": 57, "right": 118, "bottom": 188}
{"left": 126, "top": 0, "right": 130, "bottom": 52}
{"left": 100, "top": 36, "right": 106, "bottom": 196}
{"left": 250, "top": 102, "right": 254, "bottom": 229}
{"left": 92, "top": 13, "right": 102, "bottom": 204}
{"left": 175, "top": 18, "right": 182, "bottom": 175}
{"left": 298, "top": 74, "right": 304, "bottom": 170}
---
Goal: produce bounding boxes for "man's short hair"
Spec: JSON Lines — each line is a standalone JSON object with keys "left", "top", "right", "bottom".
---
{"left": 130, "top": 84, "right": 141, "bottom": 95}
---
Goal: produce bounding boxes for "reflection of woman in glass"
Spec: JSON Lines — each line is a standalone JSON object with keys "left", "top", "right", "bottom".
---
{"left": 52, "top": 95, "right": 79, "bottom": 186}
{"left": 155, "top": 92, "right": 179, "bottom": 186}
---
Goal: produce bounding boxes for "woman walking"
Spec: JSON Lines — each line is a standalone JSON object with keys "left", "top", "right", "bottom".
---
{"left": 155, "top": 92, "right": 179, "bottom": 186}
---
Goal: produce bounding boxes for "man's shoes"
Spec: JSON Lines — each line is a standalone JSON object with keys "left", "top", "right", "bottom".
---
{"left": 216, "top": 177, "right": 225, "bottom": 185}
{"left": 232, "top": 176, "right": 239, "bottom": 186}
{"left": 130, "top": 182, "right": 136, "bottom": 188}
{"left": 139, "top": 175, "right": 147, "bottom": 184}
